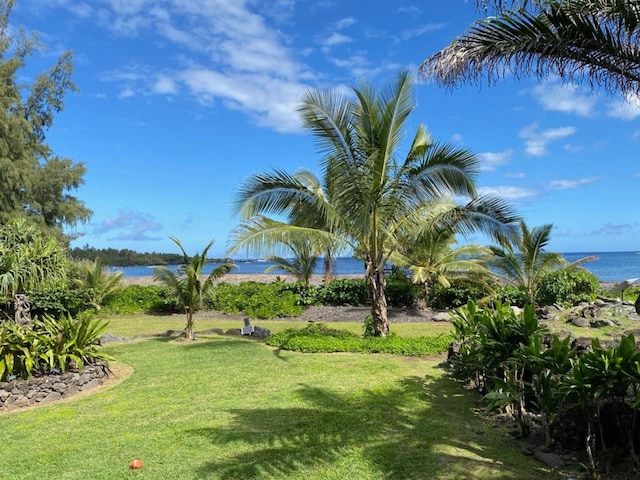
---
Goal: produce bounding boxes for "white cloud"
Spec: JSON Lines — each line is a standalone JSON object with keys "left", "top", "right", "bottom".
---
{"left": 478, "top": 186, "right": 538, "bottom": 200}
{"left": 547, "top": 177, "right": 600, "bottom": 190}
{"left": 506, "top": 172, "right": 526, "bottom": 179}
{"left": 334, "top": 17, "right": 356, "bottom": 29}
{"left": 531, "top": 82, "right": 597, "bottom": 117}
{"left": 450, "top": 133, "right": 463, "bottom": 144}
{"left": 93, "top": 209, "right": 163, "bottom": 241}
{"left": 50, "top": 0, "right": 316, "bottom": 133}
{"left": 477, "top": 149, "right": 513, "bottom": 171}
{"left": 400, "top": 23, "right": 445, "bottom": 41}
{"left": 519, "top": 122, "right": 576, "bottom": 156}
{"left": 322, "top": 32, "right": 352, "bottom": 48}
{"left": 607, "top": 93, "right": 640, "bottom": 120}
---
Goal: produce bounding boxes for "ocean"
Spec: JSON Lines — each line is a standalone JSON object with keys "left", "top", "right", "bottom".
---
{"left": 111, "top": 251, "right": 640, "bottom": 283}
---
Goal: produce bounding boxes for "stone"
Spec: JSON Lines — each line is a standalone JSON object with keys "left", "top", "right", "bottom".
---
{"left": 197, "top": 328, "right": 224, "bottom": 335}
{"left": 225, "top": 328, "right": 242, "bottom": 336}
{"left": 534, "top": 450, "right": 564, "bottom": 469}
{"left": 53, "top": 382, "right": 67, "bottom": 393}
{"left": 43, "top": 391, "right": 61, "bottom": 403}
{"left": 569, "top": 317, "right": 590, "bottom": 328}
{"left": 431, "top": 312, "right": 451, "bottom": 322}
{"left": 79, "top": 379, "right": 101, "bottom": 391}
{"left": 590, "top": 319, "right": 615, "bottom": 328}
{"left": 521, "top": 444, "right": 536, "bottom": 456}
{"left": 251, "top": 326, "right": 271, "bottom": 339}
{"left": 100, "top": 333, "right": 132, "bottom": 344}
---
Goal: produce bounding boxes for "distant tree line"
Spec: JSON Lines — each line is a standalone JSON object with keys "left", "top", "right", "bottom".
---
{"left": 69, "top": 245, "right": 231, "bottom": 267}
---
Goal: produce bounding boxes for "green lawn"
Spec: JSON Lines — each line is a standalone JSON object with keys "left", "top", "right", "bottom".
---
{"left": 0, "top": 332, "right": 560, "bottom": 479}
{"left": 103, "top": 313, "right": 454, "bottom": 338}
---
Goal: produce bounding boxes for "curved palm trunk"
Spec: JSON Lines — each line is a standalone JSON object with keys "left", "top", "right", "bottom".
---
{"left": 367, "top": 255, "right": 389, "bottom": 337}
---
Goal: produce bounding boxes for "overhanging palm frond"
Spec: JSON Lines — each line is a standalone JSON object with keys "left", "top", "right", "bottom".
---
{"left": 420, "top": 0, "right": 640, "bottom": 95}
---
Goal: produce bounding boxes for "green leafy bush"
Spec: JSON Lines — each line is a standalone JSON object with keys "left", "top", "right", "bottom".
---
{"left": 385, "top": 270, "right": 419, "bottom": 307}
{"left": 266, "top": 322, "right": 452, "bottom": 355}
{"left": 28, "top": 288, "right": 93, "bottom": 317}
{"left": 492, "top": 285, "right": 530, "bottom": 308}
{"left": 0, "top": 315, "right": 113, "bottom": 380}
{"left": 537, "top": 268, "right": 599, "bottom": 306}
{"left": 102, "top": 285, "right": 178, "bottom": 314}
{"left": 430, "top": 281, "right": 487, "bottom": 309}
{"left": 209, "top": 282, "right": 303, "bottom": 318}
{"left": 314, "top": 278, "right": 368, "bottom": 306}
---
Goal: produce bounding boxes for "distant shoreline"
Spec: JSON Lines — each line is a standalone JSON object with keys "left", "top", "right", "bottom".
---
{"left": 120, "top": 273, "right": 364, "bottom": 287}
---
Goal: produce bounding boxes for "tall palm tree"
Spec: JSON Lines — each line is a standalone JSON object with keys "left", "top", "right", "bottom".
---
{"left": 154, "top": 236, "right": 234, "bottom": 340}
{"left": 489, "top": 221, "right": 595, "bottom": 304}
{"left": 234, "top": 71, "right": 517, "bottom": 336}
{"left": 231, "top": 169, "right": 345, "bottom": 285}
{"left": 420, "top": 0, "right": 640, "bottom": 95}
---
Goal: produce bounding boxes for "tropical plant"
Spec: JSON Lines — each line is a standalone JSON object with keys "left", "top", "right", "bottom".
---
{"left": 420, "top": 0, "right": 640, "bottom": 96}
{"left": 394, "top": 224, "right": 494, "bottom": 306}
{"left": 489, "top": 221, "right": 594, "bottom": 305}
{"left": 153, "top": 237, "right": 234, "bottom": 340}
{"left": 231, "top": 169, "right": 344, "bottom": 285}
{"left": 73, "top": 257, "right": 123, "bottom": 310}
{"left": 264, "top": 237, "right": 318, "bottom": 284}
{"left": 0, "top": 218, "right": 69, "bottom": 319}
{"left": 233, "top": 71, "right": 517, "bottom": 336}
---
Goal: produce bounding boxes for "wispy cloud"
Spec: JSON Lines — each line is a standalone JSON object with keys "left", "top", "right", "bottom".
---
{"left": 322, "top": 32, "right": 352, "bottom": 48}
{"left": 334, "top": 17, "right": 356, "bottom": 29}
{"left": 589, "top": 222, "right": 636, "bottom": 236}
{"left": 478, "top": 186, "right": 538, "bottom": 200}
{"left": 531, "top": 82, "right": 597, "bottom": 117}
{"left": 519, "top": 122, "right": 576, "bottom": 156}
{"left": 398, "top": 6, "right": 421, "bottom": 14}
{"left": 47, "top": 0, "right": 316, "bottom": 133}
{"left": 93, "top": 210, "right": 163, "bottom": 241}
{"left": 478, "top": 149, "right": 513, "bottom": 172}
{"left": 399, "top": 23, "right": 445, "bottom": 41}
{"left": 607, "top": 93, "right": 640, "bottom": 120}
{"left": 547, "top": 177, "right": 600, "bottom": 190}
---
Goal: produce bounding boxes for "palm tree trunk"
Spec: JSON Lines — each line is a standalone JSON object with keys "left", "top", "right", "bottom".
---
{"left": 185, "top": 310, "right": 195, "bottom": 340}
{"left": 367, "top": 256, "right": 389, "bottom": 337}
{"left": 323, "top": 251, "right": 333, "bottom": 284}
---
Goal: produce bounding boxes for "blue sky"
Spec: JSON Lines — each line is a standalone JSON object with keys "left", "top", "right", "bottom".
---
{"left": 12, "top": 0, "right": 640, "bottom": 257}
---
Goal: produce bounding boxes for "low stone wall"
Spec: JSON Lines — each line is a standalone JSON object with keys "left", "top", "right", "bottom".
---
{"left": 0, "top": 363, "right": 110, "bottom": 413}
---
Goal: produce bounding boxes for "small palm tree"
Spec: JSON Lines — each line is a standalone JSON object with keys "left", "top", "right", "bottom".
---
{"left": 490, "top": 221, "right": 595, "bottom": 304}
{"left": 74, "top": 257, "right": 123, "bottom": 310}
{"left": 154, "top": 237, "right": 234, "bottom": 340}
{"left": 264, "top": 237, "right": 318, "bottom": 285}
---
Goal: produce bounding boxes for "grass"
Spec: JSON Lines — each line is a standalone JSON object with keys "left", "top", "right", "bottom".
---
{"left": 102, "top": 313, "right": 455, "bottom": 338}
{"left": 0, "top": 334, "right": 560, "bottom": 480}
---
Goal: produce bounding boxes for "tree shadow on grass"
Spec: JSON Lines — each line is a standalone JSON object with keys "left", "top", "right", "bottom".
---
{"left": 188, "top": 372, "right": 556, "bottom": 479}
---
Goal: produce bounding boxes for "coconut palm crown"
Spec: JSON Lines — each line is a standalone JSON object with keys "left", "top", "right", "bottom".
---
{"left": 232, "top": 71, "right": 518, "bottom": 336}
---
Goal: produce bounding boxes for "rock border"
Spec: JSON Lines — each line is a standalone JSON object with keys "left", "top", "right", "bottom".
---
{"left": 0, "top": 363, "right": 111, "bottom": 413}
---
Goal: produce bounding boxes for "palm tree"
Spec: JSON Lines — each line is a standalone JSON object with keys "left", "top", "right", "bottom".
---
{"left": 420, "top": 0, "right": 640, "bottom": 95}
{"left": 234, "top": 71, "right": 517, "bottom": 336}
{"left": 489, "top": 221, "right": 595, "bottom": 304}
{"left": 395, "top": 226, "right": 494, "bottom": 307}
{"left": 231, "top": 169, "right": 344, "bottom": 285}
{"left": 73, "top": 257, "right": 123, "bottom": 310}
{"left": 264, "top": 237, "right": 318, "bottom": 285}
{"left": 153, "top": 236, "right": 234, "bottom": 340}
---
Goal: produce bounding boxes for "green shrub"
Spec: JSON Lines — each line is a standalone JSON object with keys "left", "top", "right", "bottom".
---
{"left": 209, "top": 282, "right": 303, "bottom": 318}
{"left": 277, "top": 281, "right": 318, "bottom": 306}
{"left": 0, "top": 315, "right": 113, "bottom": 380}
{"left": 102, "top": 285, "right": 178, "bottom": 314}
{"left": 28, "top": 288, "right": 94, "bottom": 317}
{"left": 537, "top": 268, "right": 599, "bottom": 306}
{"left": 430, "top": 281, "right": 488, "bottom": 309}
{"left": 492, "top": 285, "right": 530, "bottom": 308}
{"left": 266, "top": 322, "right": 453, "bottom": 355}
{"left": 314, "top": 278, "right": 368, "bottom": 306}
{"left": 385, "top": 269, "right": 419, "bottom": 307}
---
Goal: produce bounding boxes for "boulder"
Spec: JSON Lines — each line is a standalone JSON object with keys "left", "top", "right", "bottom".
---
{"left": 534, "top": 450, "right": 564, "bottom": 469}
{"left": 225, "top": 328, "right": 242, "bottom": 336}
{"left": 431, "top": 312, "right": 451, "bottom": 322}
{"left": 251, "top": 326, "right": 271, "bottom": 339}
{"left": 100, "top": 333, "right": 132, "bottom": 344}
{"left": 590, "top": 319, "right": 615, "bottom": 328}
{"left": 568, "top": 317, "right": 590, "bottom": 328}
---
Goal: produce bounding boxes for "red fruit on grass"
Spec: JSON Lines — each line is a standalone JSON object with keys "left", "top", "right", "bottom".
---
{"left": 129, "top": 459, "right": 144, "bottom": 469}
